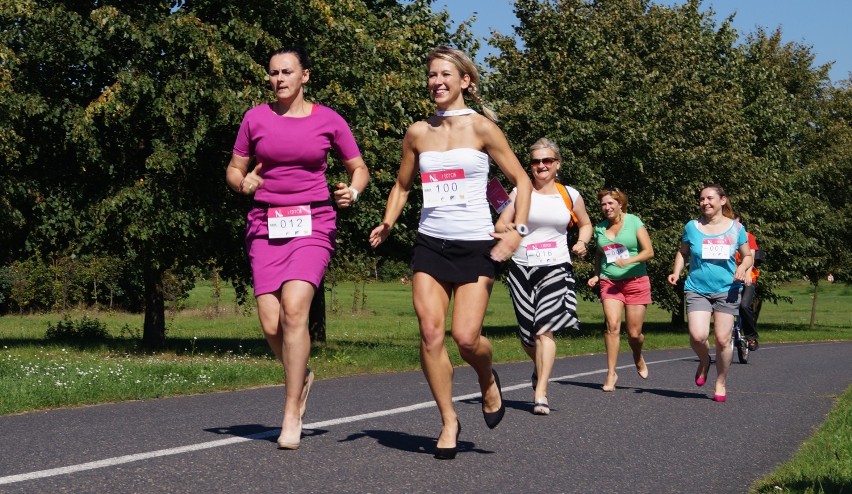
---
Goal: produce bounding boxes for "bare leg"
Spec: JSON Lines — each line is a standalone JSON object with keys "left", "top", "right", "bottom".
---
{"left": 412, "top": 272, "right": 458, "bottom": 449}
{"left": 532, "top": 332, "right": 555, "bottom": 403}
{"left": 257, "top": 281, "right": 313, "bottom": 446}
{"left": 712, "top": 311, "right": 735, "bottom": 398}
{"left": 625, "top": 304, "right": 648, "bottom": 378}
{"left": 450, "top": 276, "right": 500, "bottom": 414}
{"left": 602, "top": 298, "right": 624, "bottom": 391}
{"left": 688, "top": 310, "right": 713, "bottom": 385}
{"left": 256, "top": 293, "right": 285, "bottom": 365}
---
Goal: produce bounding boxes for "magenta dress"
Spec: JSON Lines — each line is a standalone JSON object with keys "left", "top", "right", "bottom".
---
{"left": 233, "top": 103, "right": 361, "bottom": 295}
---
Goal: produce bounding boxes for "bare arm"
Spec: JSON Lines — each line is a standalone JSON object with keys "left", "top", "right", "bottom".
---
{"left": 734, "top": 242, "right": 754, "bottom": 283}
{"left": 369, "top": 128, "right": 419, "bottom": 248}
{"left": 494, "top": 189, "right": 518, "bottom": 234}
{"left": 333, "top": 155, "right": 370, "bottom": 208}
{"left": 587, "top": 246, "right": 603, "bottom": 287}
{"left": 481, "top": 120, "right": 531, "bottom": 261}
{"left": 226, "top": 154, "right": 263, "bottom": 195}
{"left": 571, "top": 195, "right": 593, "bottom": 257}
{"left": 615, "top": 225, "right": 654, "bottom": 268}
{"left": 667, "top": 242, "right": 690, "bottom": 286}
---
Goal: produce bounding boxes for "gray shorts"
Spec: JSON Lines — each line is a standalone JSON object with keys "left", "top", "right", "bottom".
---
{"left": 685, "top": 288, "right": 741, "bottom": 316}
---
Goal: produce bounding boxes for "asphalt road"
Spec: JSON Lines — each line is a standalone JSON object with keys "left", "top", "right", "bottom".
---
{"left": 1, "top": 341, "right": 850, "bottom": 493}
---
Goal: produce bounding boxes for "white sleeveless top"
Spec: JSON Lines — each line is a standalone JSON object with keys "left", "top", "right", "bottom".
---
{"left": 510, "top": 186, "right": 578, "bottom": 266}
{"left": 417, "top": 148, "right": 493, "bottom": 241}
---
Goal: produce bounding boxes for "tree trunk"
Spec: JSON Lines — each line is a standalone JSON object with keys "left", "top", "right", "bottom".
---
{"left": 670, "top": 278, "right": 686, "bottom": 329}
{"left": 308, "top": 277, "right": 326, "bottom": 343}
{"left": 142, "top": 266, "right": 167, "bottom": 350}
{"left": 809, "top": 279, "right": 819, "bottom": 331}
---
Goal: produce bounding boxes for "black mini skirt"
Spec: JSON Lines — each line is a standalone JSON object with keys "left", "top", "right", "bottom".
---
{"left": 411, "top": 232, "right": 499, "bottom": 284}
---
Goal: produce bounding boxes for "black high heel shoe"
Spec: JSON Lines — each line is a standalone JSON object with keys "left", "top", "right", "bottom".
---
{"left": 433, "top": 420, "right": 461, "bottom": 460}
{"left": 483, "top": 369, "right": 505, "bottom": 429}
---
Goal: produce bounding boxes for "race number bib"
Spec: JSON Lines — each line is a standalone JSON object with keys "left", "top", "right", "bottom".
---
{"left": 421, "top": 169, "right": 468, "bottom": 208}
{"left": 603, "top": 243, "right": 630, "bottom": 264}
{"left": 526, "top": 241, "right": 558, "bottom": 266}
{"left": 268, "top": 205, "right": 312, "bottom": 239}
{"left": 486, "top": 177, "right": 511, "bottom": 213}
{"left": 701, "top": 238, "right": 731, "bottom": 260}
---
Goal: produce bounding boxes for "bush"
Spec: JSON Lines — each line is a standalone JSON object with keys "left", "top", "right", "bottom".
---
{"left": 45, "top": 315, "right": 111, "bottom": 341}
{"left": 376, "top": 259, "right": 411, "bottom": 282}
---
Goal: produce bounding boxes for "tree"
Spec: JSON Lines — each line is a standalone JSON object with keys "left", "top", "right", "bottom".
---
{"left": 1, "top": 0, "right": 470, "bottom": 346}
{"left": 487, "top": 0, "right": 752, "bottom": 317}
{"left": 483, "top": 0, "right": 849, "bottom": 323}
{"left": 735, "top": 27, "right": 847, "bottom": 325}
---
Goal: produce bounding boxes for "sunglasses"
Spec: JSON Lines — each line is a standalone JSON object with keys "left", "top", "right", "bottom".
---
{"left": 608, "top": 186, "right": 621, "bottom": 194}
{"left": 530, "top": 157, "right": 558, "bottom": 165}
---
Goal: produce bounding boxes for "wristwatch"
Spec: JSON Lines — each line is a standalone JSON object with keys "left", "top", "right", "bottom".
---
{"left": 515, "top": 224, "right": 530, "bottom": 237}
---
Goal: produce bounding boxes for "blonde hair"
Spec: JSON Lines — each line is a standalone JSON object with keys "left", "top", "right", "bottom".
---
{"left": 426, "top": 46, "right": 498, "bottom": 122}
{"left": 529, "top": 137, "right": 562, "bottom": 161}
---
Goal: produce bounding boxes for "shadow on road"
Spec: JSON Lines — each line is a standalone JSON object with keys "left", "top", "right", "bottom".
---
{"left": 554, "top": 379, "right": 709, "bottom": 400}
{"left": 338, "top": 429, "right": 494, "bottom": 456}
{"left": 204, "top": 424, "right": 330, "bottom": 444}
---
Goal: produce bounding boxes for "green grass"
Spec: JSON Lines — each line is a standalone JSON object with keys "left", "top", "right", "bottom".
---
{"left": 0, "top": 280, "right": 849, "bottom": 417}
{"left": 750, "top": 384, "right": 852, "bottom": 494}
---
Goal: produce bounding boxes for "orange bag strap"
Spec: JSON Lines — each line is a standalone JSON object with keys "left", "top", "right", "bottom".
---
{"left": 556, "top": 183, "right": 579, "bottom": 228}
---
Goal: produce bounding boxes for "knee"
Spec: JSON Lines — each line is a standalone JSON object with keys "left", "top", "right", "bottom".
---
{"left": 627, "top": 332, "right": 643, "bottom": 342}
{"left": 420, "top": 323, "right": 447, "bottom": 352}
{"left": 281, "top": 307, "right": 309, "bottom": 329}
{"left": 453, "top": 333, "right": 479, "bottom": 356}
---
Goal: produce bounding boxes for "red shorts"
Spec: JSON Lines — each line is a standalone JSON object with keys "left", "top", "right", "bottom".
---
{"left": 600, "top": 275, "right": 652, "bottom": 305}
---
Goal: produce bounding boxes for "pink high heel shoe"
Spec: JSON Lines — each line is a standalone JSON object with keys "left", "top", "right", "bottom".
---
{"left": 695, "top": 357, "right": 710, "bottom": 387}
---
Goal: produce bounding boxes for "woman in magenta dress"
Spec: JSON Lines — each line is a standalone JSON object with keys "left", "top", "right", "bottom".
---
{"left": 225, "top": 46, "right": 369, "bottom": 449}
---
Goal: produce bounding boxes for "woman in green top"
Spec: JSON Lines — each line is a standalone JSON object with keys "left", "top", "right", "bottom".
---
{"left": 587, "top": 188, "right": 654, "bottom": 391}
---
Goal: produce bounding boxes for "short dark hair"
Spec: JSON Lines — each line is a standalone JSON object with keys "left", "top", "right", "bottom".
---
{"left": 270, "top": 45, "right": 311, "bottom": 70}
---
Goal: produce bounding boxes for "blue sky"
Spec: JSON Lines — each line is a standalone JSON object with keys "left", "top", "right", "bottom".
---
{"left": 434, "top": 0, "right": 851, "bottom": 84}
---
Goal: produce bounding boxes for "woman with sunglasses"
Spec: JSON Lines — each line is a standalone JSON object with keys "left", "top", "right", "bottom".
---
{"left": 667, "top": 184, "right": 753, "bottom": 402}
{"left": 496, "top": 138, "right": 592, "bottom": 415}
{"left": 369, "top": 46, "right": 532, "bottom": 459}
{"left": 587, "top": 188, "right": 654, "bottom": 391}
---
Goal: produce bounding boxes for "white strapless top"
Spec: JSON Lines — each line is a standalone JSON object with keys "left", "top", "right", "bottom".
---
{"left": 418, "top": 148, "right": 493, "bottom": 241}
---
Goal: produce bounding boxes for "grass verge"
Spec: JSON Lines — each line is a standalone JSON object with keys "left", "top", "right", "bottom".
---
{"left": 1, "top": 280, "right": 849, "bottom": 416}
{"left": 750, "top": 384, "right": 852, "bottom": 493}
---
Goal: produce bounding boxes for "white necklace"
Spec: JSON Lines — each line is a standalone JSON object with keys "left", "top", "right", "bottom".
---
{"left": 435, "top": 108, "right": 476, "bottom": 117}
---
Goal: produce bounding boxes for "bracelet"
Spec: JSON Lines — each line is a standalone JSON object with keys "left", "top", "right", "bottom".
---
{"left": 348, "top": 186, "right": 359, "bottom": 202}
{"left": 238, "top": 178, "right": 246, "bottom": 193}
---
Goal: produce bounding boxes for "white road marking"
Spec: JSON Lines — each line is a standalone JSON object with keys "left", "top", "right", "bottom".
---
{"left": 0, "top": 352, "right": 735, "bottom": 485}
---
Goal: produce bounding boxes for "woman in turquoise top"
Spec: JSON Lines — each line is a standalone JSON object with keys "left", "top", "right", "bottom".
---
{"left": 667, "top": 184, "right": 753, "bottom": 402}
{"left": 588, "top": 188, "right": 654, "bottom": 391}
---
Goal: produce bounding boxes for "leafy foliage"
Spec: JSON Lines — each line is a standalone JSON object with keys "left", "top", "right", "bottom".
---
{"left": 0, "top": 0, "right": 470, "bottom": 346}
{"left": 1, "top": 0, "right": 848, "bottom": 339}
{"left": 46, "top": 315, "right": 111, "bottom": 341}
{"left": 486, "top": 0, "right": 846, "bottom": 313}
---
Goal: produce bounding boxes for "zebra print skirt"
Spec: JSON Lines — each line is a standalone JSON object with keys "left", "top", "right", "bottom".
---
{"left": 507, "top": 261, "right": 580, "bottom": 347}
